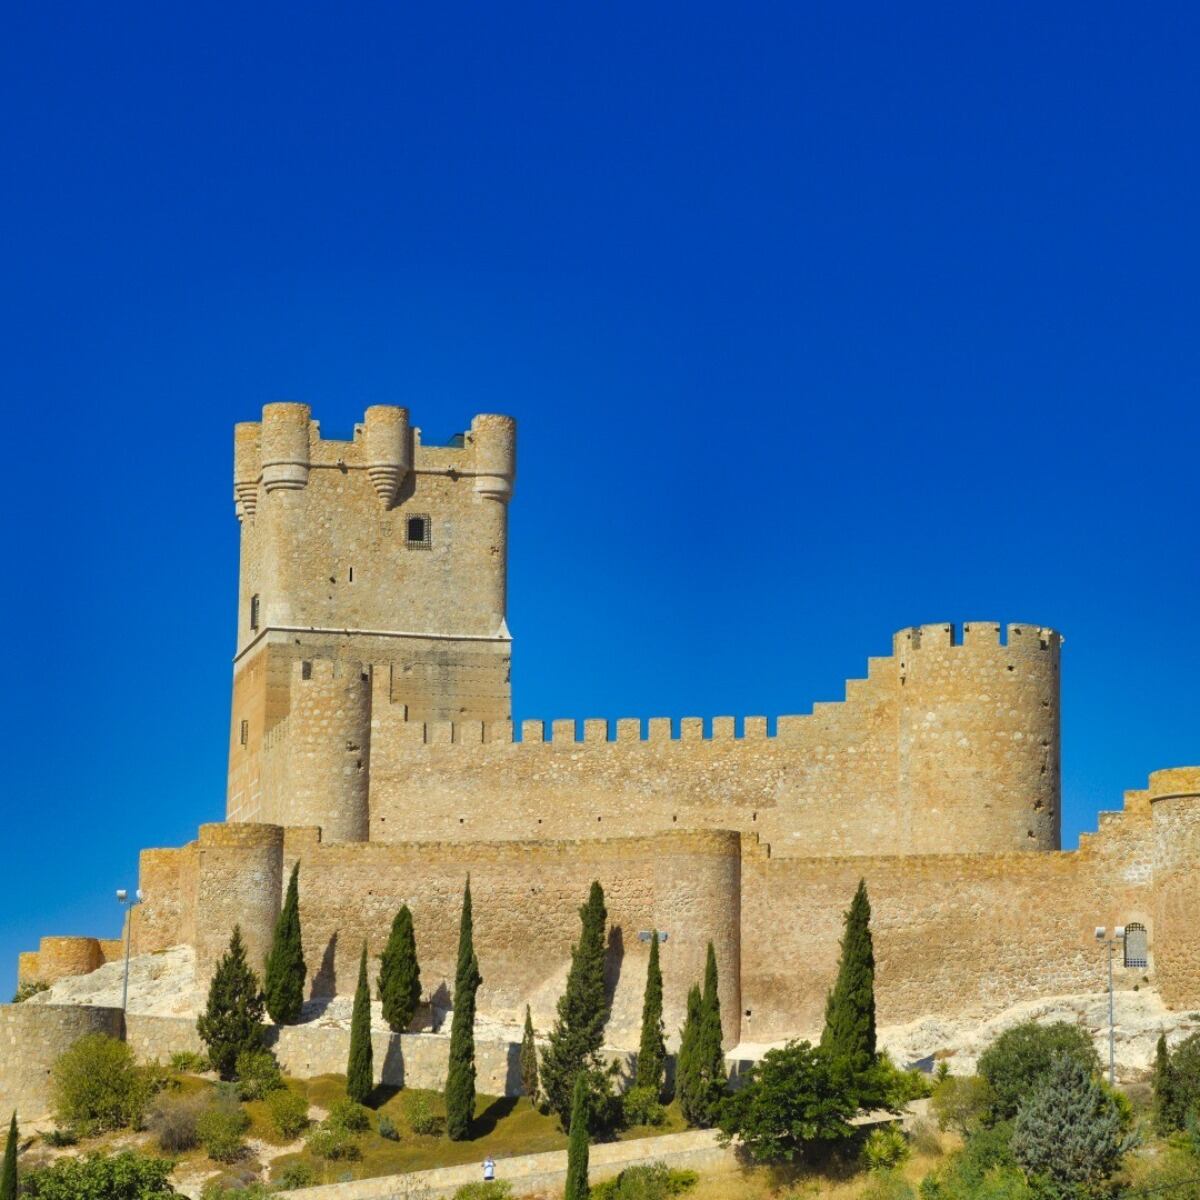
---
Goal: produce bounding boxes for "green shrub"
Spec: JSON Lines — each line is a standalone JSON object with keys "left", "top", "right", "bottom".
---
{"left": 976, "top": 1021, "right": 1099, "bottom": 1121}
{"left": 406, "top": 1091, "right": 443, "bottom": 1136}
{"left": 267, "top": 1088, "right": 309, "bottom": 1139}
{"left": 453, "top": 1184, "right": 514, "bottom": 1200}
{"left": 234, "top": 1049, "right": 283, "bottom": 1101}
{"left": 50, "top": 1034, "right": 158, "bottom": 1134}
{"left": 12, "top": 980, "right": 50, "bottom": 1003}
{"left": 200, "top": 1181, "right": 270, "bottom": 1200}
{"left": 931, "top": 1075, "right": 992, "bottom": 1137}
{"left": 862, "top": 1126, "right": 911, "bottom": 1172}
{"left": 197, "top": 1097, "right": 250, "bottom": 1163}
{"left": 22, "top": 1151, "right": 176, "bottom": 1198}
{"left": 590, "top": 1163, "right": 698, "bottom": 1200}
{"left": 378, "top": 1113, "right": 400, "bottom": 1140}
{"left": 326, "top": 1096, "right": 371, "bottom": 1133}
{"left": 170, "top": 1049, "right": 210, "bottom": 1073}
{"left": 861, "top": 1171, "right": 916, "bottom": 1200}
{"left": 275, "top": 1161, "right": 318, "bottom": 1190}
{"left": 622, "top": 1084, "right": 667, "bottom": 1127}
{"left": 40, "top": 1128, "right": 77, "bottom": 1148}
{"left": 148, "top": 1091, "right": 207, "bottom": 1152}
{"left": 305, "top": 1123, "right": 362, "bottom": 1161}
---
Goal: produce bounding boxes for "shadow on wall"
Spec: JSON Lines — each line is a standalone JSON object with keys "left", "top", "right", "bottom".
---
{"left": 312, "top": 932, "right": 338, "bottom": 997}
{"left": 605, "top": 926, "right": 625, "bottom": 1012}
{"left": 382, "top": 1035, "right": 406, "bottom": 1087}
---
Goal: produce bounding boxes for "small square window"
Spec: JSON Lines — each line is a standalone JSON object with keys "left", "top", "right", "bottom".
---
{"left": 301, "top": 661, "right": 312, "bottom": 680}
{"left": 406, "top": 514, "right": 431, "bottom": 549}
{"left": 239, "top": 719, "right": 249, "bottom": 746}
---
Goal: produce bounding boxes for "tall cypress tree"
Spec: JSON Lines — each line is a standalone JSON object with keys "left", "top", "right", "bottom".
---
{"left": 636, "top": 932, "right": 666, "bottom": 1097}
{"left": 676, "top": 983, "right": 704, "bottom": 1126}
{"left": 564, "top": 1071, "right": 590, "bottom": 1200}
{"left": 446, "top": 877, "right": 482, "bottom": 1140}
{"left": 378, "top": 904, "right": 421, "bottom": 1033}
{"left": 1153, "top": 1032, "right": 1178, "bottom": 1133}
{"left": 197, "top": 925, "right": 265, "bottom": 1079}
{"left": 820, "top": 879, "right": 876, "bottom": 1076}
{"left": 540, "top": 881, "right": 609, "bottom": 1126}
{"left": 520, "top": 1005, "right": 540, "bottom": 1106}
{"left": 346, "top": 942, "right": 374, "bottom": 1104}
{"left": 694, "top": 941, "right": 727, "bottom": 1124}
{"left": 264, "top": 862, "right": 306, "bottom": 1025}
{"left": 0, "top": 1113, "right": 16, "bottom": 1200}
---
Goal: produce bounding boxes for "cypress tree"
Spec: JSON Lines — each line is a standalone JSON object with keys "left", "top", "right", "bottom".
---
{"left": 446, "top": 877, "right": 482, "bottom": 1140}
{"left": 676, "top": 983, "right": 704, "bottom": 1126}
{"left": 264, "top": 862, "right": 306, "bottom": 1025}
{"left": 520, "top": 1005, "right": 540, "bottom": 1105}
{"left": 694, "top": 941, "right": 727, "bottom": 1124}
{"left": 540, "top": 881, "right": 609, "bottom": 1126}
{"left": 0, "top": 1113, "right": 16, "bottom": 1200}
{"left": 378, "top": 904, "right": 421, "bottom": 1033}
{"left": 346, "top": 942, "right": 374, "bottom": 1104}
{"left": 564, "top": 1071, "right": 590, "bottom": 1200}
{"left": 197, "top": 925, "right": 265, "bottom": 1079}
{"left": 820, "top": 879, "right": 876, "bottom": 1076}
{"left": 636, "top": 931, "right": 666, "bottom": 1097}
{"left": 1153, "top": 1032, "right": 1178, "bottom": 1133}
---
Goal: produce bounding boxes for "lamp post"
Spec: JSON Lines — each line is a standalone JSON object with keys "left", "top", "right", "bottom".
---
{"left": 117, "top": 888, "right": 143, "bottom": 1014}
{"left": 1094, "top": 924, "right": 1126, "bottom": 1087}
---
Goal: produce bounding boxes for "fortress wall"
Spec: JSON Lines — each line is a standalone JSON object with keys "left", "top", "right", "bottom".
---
{"left": 133, "top": 847, "right": 198, "bottom": 955}
{"left": 1150, "top": 769, "right": 1200, "bottom": 1007}
{"left": 740, "top": 829, "right": 1154, "bottom": 1044}
{"left": 287, "top": 828, "right": 742, "bottom": 1049}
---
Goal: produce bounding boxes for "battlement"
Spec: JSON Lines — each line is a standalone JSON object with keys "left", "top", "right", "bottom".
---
{"left": 233, "top": 403, "right": 516, "bottom": 519}
{"left": 893, "top": 621, "right": 1062, "bottom": 654}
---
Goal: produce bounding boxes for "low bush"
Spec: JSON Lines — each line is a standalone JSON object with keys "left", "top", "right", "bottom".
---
{"left": 12, "top": 979, "right": 50, "bottom": 1003}
{"left": 931, "top": 1075, "right": 992, "bottom": 1137}
{"left": 200, "top": 1173, "right": 269, "bottom": 1199}
{"left": 305, "top": 1122, "right": 362, "bottom": 1161}
{"left": 378, "top": 1113, "right": 400, "bottom": 1140}
{"left": 41, "top": 1127, "right": 77, "bottom": 1148}
{"left": 453, "top": 1183, "right": 514, "bottom": 1200}
{"left": 862, "top": 1126, "right": 911, "bottom": 1172}
{"left": 976, "top": 1021, "right": 1099, "bottom": 1121}
{"left": 621, "top": 1085, "right": 667, "bottom": 1127}
{"left": 327, "top": 1096, "right": 371, "bottom": 1133}
{"left": 170, "top": 1049, "right": 211, "bottom": 1073}
{"left": 148, "top": 1090, "right": 208, "bottom": 1152}
{"left": 22, "top": 1150, "right": 177, "bottom": 1198}
{"left": 275, "top": 1161, "right": 318, "bottom": 1190}
{"left": 267, "top": 1088, "right": 310, "bottom": 1140}
{"left": 406, "top": 1091, "right": 443, "bottom": 1136}
{"left": 235, "top": 1049, "right": 283, "bottom": 1101}
{"left": 590, "top": 1162, "right": 698, "bottom": 1200}
{"left": 50, "top": 1033, "right": 159, "bottom": 1134}
{"left": 197, "top": 1096, "right": 251, "bottom": 1163}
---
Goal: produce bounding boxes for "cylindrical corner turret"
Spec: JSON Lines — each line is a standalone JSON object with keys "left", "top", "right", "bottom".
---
{"left": 1151, "top": 768, "right": 1200, "bottom": 1007}
{"left": 233, "top": 422, "right": 261, "bottom": 520}
{"left": 363, "top": 405, "right": 411, "bottom": 508}
{"left": 260, "top": 402, "right": 312, "bottom": 492}
{"left": 895, "top": 620, "right": 1062, "bottom": 854}
{"left": 471, "top": 413, "right": 516, "bottom": 502}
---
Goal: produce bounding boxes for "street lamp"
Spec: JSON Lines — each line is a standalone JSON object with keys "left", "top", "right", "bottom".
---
{"left": 117, "top": 888, "right": 143, "bottom": 1014}
{"left": 1095, "top": 924, "right": 1126, "bottom": 1087}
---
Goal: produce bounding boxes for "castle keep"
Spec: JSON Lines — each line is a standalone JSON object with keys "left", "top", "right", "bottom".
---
{"left": 7, "top": 403, "right": 1199, "bottom": 1116}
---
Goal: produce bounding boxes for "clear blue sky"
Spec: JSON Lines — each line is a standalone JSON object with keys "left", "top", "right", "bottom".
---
{"left": 1, "top": 3, "right": 1197, "bottom": 1002}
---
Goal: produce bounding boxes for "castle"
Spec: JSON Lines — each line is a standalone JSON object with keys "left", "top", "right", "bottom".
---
{"left": 6, "top": 403, "right": 1199, "bottom": 1113}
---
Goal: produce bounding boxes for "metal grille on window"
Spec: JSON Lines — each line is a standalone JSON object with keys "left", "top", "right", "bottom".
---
{"left": 406, "top": 514, "right": 431, "bottom": 549}
{"left": 249, "top": 593, "right": 260, "bottom": 629}
{"left": 1124, "top": 922, "right": 1148, "bottom": 969}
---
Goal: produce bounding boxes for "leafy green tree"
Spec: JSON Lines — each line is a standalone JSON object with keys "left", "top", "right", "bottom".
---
{"left": 264, "top": 862, "right": 306, "bottom": 1025}
{"left": 976, "top": 1021, "right": 1100, "bottom": 1122}
{"left": 446, "top": 877, "right": 483, "bottom": 1140}
{"left": 717, "top": 1040, "right": 859, "bottom": 1161}
{"left": 1153, "top": 1031, "right": 1200, "bottom": 1135}
{"left": 520, "top": 1005, "right": 539, "bottom": 1105}
{"left": 1152, "top": 1032, "right": 1178, "bottom": 1133}
{"left": 676, "top": 983, "right": 703, "bottom": 1126}
{"left": 820, "top": 879, "right": 876, "bottom": 1080}
{"left": 1011, "top": 1053, "right": 1132, "bottom": 1196}
{"left": 51, "top": 1035, "right": 157, "bottom": 1134}
{"left": 196, "top": 925, "right": 265, "bottom": 1079}
{"left": 378, "top": 903, "right": 421, "bottom": 1033}
{"left": 564, "top": 1071, "right": 591, "bottom": 1200}
{"left": 22, "top": 1150, "right": 177, "bottom": 1198}
{"left": 930, "top": 1074, "right": 992, "bottom": 1137}
{"left": 346, "top": 942, "right": 374, "bottom": 1104}
{"left": 680, "top": 943, "right": 727, "bottom": 1128}
{"left": 540, "top": 881, "right": 610, "bottom": 1126}
{"left": 636, "top": 932, "right": 666, "bottom": 1098}
{"left": 1, "top": 1113, "right": 16, "bottom": 1200}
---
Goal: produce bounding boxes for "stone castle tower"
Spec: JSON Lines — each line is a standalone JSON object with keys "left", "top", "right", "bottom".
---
{"left": 227, "top": 403, "right": 516, "bottom": 834}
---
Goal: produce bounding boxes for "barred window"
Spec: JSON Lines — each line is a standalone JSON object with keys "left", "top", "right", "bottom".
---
{"left": 1124, "top": 922, "right": 1148, "bottom": 969}
{"left": 406, "top": 514, "right": 431, "bottom": 548}
{"left": 239, "top": 719, "right": 248, "bottom": 746}
{"left": 249, "top": 593, "right": 260, "bottom": 630}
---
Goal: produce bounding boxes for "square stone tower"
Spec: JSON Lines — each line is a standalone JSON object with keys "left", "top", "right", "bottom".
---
{"left": 226, "top": 403, "right": 515, "bottom": 835}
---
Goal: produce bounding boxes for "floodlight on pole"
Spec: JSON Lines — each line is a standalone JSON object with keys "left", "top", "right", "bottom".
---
{"left": 1095, "top": 924, "right": 1127, "bottom": 1087}
{"left": 117, "top": 888, "right": 144, "bottom": 1015}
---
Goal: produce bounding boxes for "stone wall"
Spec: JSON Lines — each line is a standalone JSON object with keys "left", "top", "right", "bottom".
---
{"left": 0, "top": 1003, "right": 124, "bottom": 1120}
{"left": 18, "top": 937, "right": 124, "bottom": 986}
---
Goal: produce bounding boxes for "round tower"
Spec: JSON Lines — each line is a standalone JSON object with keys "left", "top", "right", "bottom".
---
{"left": 260, "top": 402, "right": 311, "bottom": 492}
{"left": 233, "top": 422, "right": 261, "bottom": 521}
{"left": 895, "top": 621, "right": 1061, "bottom": 854}
{"left": 283, "top": 658, "right": 372, "bottom": 843}
{"left": 469, "top": 413, "right": 517, "bottom": 633}
{"left": 363, "top": 404, "right": 411, "bottom": 508}
{"left": 1151, "top": 768, "right": 1200, "bottom": 1007}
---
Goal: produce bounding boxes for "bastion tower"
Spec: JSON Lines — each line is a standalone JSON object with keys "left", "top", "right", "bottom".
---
{"left": 226, "top": 403, "right": 516, "bottom": 837}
